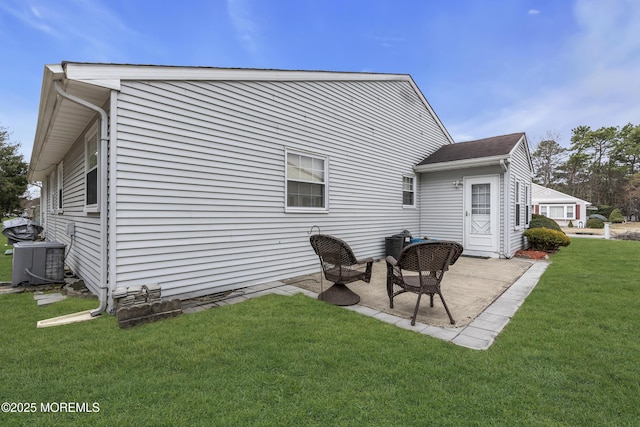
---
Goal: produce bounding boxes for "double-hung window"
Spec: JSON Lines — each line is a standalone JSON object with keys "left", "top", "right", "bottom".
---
{"left": 85, "top": 126, "right": 99, "bottom": 212}
{"left": 566, "top": 204, "right": 574, "bottom": 219}
{"left": 56, "top": 161, "right": 64, "bottom": 213}
{"left": 525, "top": 184, "right": 530, "bottom": 225}
{"left": 402, "top": 175, "right": 415, "bottom": 207}
{"left": 515, "top": 181, "right": 522, "bottom": 227}
{"left": 286, "top": 150, "right": 328, "bottom": 211}
{"left": 48, "top": 173, "right": 55, "bottom": 213}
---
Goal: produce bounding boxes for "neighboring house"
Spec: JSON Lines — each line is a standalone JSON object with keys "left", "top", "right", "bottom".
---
{"left": 532, "top": 183, "right": 592, "bottom": 227}
{"left": 415, "top": 133, "right": 534, "bottom": 258}
{"left": 29, "top": 62, "right": 533, "bottom": 312}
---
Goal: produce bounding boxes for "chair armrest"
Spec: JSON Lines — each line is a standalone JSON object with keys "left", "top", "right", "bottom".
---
{"left": 356, "top": 257, "right": 374, "bottom": 265}
{"left": 385, "top": 255, "right": 398, "bottom": 266}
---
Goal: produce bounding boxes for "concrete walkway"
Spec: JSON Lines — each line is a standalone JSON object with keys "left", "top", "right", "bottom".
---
{"left": 185, "top": 259, "right": 549, "bottom": 351}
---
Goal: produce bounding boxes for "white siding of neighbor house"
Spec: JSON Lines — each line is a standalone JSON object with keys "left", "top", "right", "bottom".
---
{"left": 508, "top": 141, "right": 533, "bottom": 255}
{"left": 531, "top": 183, "right": 589, "bottom": 227}
{"left": 112, "top": 79, "right": 451, "bottom": 298}
{"left": 40, "top": 122, "right": 103, "bottom": 293}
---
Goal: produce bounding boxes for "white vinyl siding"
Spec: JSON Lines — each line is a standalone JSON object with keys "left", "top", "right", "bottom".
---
{"left": 419, "top": 169, "right": 466, "bottom": 243}
{"left": 113, "top": 79, "right": 451, "bottom": 299}
{"left": 40, "top": 122, "right": 104, "bottom": 294}
{"left": 508, "top": 141, "right": 533, "bottom": 254}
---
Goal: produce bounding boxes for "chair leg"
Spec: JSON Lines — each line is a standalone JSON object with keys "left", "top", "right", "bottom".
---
{"left": 438, "top": 291, "right": 455, "bottom": 325}
{"left": 411, "top": 293, "right": 424, "bottom": 326}
{"left": 318, "top": 283, "right": 360, "bottom": 306}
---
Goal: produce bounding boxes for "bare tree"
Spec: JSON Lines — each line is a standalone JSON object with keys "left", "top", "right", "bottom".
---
{"left": 530, "top": 131, "right": 566, "bottom": 188}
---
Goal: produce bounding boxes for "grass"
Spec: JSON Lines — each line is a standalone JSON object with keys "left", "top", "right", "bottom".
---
{"left": 0, "top": 245, "right": 11, "bottom": 281}
{"left": 0, "top": 238, "right": 639, "bottom": 425}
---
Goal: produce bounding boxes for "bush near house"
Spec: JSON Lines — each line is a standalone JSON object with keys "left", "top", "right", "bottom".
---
{"left": 609, "top": 208, "right": 624, "bottom": 223}
{"left": 529, "top": 214, "right": 563, "bottom": 232}
{"left": 524, "top": 227, "right": 571, "bottom": 252}
{"left": 586, "top": 218, "right": 605, "bottom": 229}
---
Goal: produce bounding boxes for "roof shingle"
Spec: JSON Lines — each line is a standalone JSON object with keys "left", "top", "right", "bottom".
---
{"left": 418, "top": 132, "right": 525, "bottom": 166}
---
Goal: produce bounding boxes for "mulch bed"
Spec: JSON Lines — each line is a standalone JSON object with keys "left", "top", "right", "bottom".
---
{"left": 515, "top": 250, "right": 549, "bottom": 260}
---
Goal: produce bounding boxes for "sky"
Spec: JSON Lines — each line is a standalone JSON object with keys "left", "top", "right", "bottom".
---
{"left": 1, "top": 0, "right": 639, "bottom": 163}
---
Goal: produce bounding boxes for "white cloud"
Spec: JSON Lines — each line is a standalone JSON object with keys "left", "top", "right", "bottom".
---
{"left": 528, "top": 9, "right": 540, "bottom": 15}
{"left": 227, "top": 0, "right": 261, "bottom": 54}
{"left": 0, "top": 1, "right": 58, "bottom": 35}
{"left": 1, "top": 0, "right": 146, "bottom": 61}
{"left": 449, "top": 0, "right": 640, "bottom": 146}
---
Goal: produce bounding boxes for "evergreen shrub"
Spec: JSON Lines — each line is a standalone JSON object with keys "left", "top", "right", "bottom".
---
{"left": 586, "top": 218, "right": 604, "bottom": 229}
{"left": 609, "top": 208, "right": 624, "bottom": 223}
{"left": 524, "top": 228, "right": 571, "bottom": 251}
{"left": 529, "top": 214, "right": 563, "bottom": 232}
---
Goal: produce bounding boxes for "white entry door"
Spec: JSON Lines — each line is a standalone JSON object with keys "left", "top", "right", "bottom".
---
{"left": 464, "top": 176, "right": 500, "bottom": 256}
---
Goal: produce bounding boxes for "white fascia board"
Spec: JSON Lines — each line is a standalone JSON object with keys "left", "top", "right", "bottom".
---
{"left": 29, "top": 65, "right": 66, "bottom": 181}
{"left": 62, "top": 63, "right": 411, "bottom": 85}
{"left": 414, "top": 155, "right": 509, "bottom": 173}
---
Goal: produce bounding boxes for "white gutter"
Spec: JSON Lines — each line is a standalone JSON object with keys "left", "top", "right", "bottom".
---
{"left": 415, "top": 154, "right": 510, "bottom": 173}
{"left": 53, "top": 81, "right": 109, "bottom": 317}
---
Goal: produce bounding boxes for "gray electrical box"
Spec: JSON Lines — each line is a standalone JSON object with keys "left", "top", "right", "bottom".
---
{"left": 12, "top": 241, "right": 66, "bottom": 286}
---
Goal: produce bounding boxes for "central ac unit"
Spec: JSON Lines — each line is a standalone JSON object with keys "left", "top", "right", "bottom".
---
{"left": 11, "top": 241, "right": 66, "bottom": 286}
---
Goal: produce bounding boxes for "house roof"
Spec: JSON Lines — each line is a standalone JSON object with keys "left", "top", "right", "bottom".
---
{"left": 414, "top": 132, "right": 529, "bottom": 172}
{"left": 531, "top": 183, "right": 592, "bottom": 205}
{"left": 29, "top": 62, "right": 454, "bottom": 181}
{"left": 418, "top": 133, "right": 525, "bottom": 165}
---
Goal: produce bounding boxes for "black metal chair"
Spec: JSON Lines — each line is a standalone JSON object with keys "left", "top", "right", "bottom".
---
{"left": 386, "top": 241, "right": 463, "bottom": 325}
{"left": 309, "top": 234, "right": 374, "bottom": 306}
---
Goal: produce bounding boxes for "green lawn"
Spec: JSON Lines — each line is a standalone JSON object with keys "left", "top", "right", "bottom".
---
{"left": 0, "top": 238, "right": 639, "bottom": 426}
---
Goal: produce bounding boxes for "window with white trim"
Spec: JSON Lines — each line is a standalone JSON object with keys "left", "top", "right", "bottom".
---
{"left": 85, "top": 126, "right": 99, "bottom": 211}
{"left": 285, "top": 150, "right": 327, "bottom": 211}
{"left": 402, "top": 175, "right": 415, "bottom": 207}
{"left": 566, "top": 204, "right": 574, "bottom": 219}
{"left": 56, "top": 161, "right": 64, "bottom": 213}
{"left": 525, "top": 184, "right": 530, "bottom": 225}
{"left": 48, "top": 172, "right": 55, "bottom": 213}
{"left": 540, "top": 204, "right": 575, "bottom": 220}
{"left": 515, "top": 180, "right": 521, "bottom": 227}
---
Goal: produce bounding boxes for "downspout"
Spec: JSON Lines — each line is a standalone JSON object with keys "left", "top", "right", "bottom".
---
{"left": 54, "top": 81, "right": 109, "bottom": 316}
{"left": 500, "top": 159, "right": 510, "bottom": 258}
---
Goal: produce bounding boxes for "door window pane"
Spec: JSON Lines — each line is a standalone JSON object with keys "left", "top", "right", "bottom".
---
{"left": 472, "top": 184, "right": 490, "bottom": 215}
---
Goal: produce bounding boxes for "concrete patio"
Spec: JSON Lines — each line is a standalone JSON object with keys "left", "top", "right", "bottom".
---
{"left": 185, "top": 256, "right": 549, "bottom": 350}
